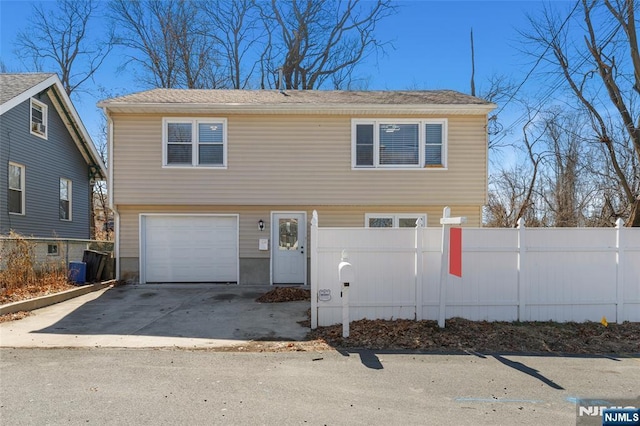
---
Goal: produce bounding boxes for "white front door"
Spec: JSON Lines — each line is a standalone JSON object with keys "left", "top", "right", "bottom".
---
{"left": 271, "top": 212, "right": 307, "bottom": 285}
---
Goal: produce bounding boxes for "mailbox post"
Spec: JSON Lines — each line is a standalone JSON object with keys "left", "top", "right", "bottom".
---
{"left": 439, "top": 207, "right": 466, "bottom": 328}
{"left": 338, "top": 250, "right": 354, "bottom": 338}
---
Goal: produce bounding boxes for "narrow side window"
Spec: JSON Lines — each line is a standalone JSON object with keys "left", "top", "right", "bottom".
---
{"left": 30, "top": 98, "right": 48, "bottom": 139}
{"left": 8, "top": 162, "right": 25, "bottom": 215}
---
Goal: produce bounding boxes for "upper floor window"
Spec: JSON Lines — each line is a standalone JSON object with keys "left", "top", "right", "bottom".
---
{"left": 8, "top": 162, "right": 25, "bottom": 215}
{"left": 60, "top": 178, "right": 72, "bottom": 220}
{"left": 162, "top": 118, "right": 227, "bottom": 168}
{"left": 352, "top": 119, "right": 447, "bottom": 169}
{"left": 30, "top": 98, "right": 48, "bottom": 139}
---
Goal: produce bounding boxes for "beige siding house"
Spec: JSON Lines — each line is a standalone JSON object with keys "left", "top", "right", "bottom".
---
{"left": 99, "top": 90, "right": 495, "bottom": 284}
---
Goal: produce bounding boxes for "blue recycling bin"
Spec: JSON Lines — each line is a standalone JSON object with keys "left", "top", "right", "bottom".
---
{"left": 68, "top": 261, "right": 87, "bottom": 285}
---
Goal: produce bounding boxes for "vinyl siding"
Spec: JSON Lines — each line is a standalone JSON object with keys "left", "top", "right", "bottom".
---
{"left": 117, "top": 204, "right": 482, "bottom": 260}
{"left": 0, "top": 93, "right": 91, "bottom": 238}
{"left": 111, "top": 113, "right": 488, "bottom": 207}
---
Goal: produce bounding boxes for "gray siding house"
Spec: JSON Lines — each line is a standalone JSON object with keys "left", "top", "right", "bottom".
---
{"left": 0, "top": 73, "right": 106, "bottom": 239}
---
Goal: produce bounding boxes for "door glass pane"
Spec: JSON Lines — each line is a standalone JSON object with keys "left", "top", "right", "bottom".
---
{"left": 278, "top": 219, "right": 298, "bottom": 250}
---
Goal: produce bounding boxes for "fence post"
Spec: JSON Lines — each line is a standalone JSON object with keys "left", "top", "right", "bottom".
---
{"left": 615, "top": 218, "right": 625, "bottom": 323}
{"left": 517, "top": 218, "right": 526, "bottom": 322}
{"left": 415, "top": 217, "right": 424, "bottom": 321}
{"left": 438, "top": 207, "right": 451, "bottom": 328}
{"left": 310, "top": 210, "right": 319, "bottom": 329}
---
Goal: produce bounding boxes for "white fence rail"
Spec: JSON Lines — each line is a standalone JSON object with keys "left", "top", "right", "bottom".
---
{"left": 310, "top": 212, "right": 640, "bottom": 328}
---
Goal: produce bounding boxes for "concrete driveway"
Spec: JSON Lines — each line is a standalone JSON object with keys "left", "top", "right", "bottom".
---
{"left": 0, "top": 284, "right": 310, "bottom": 349}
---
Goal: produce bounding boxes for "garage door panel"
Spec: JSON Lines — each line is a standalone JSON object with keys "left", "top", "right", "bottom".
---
{"left": 142, "top": 215, "right": 238, "bottom": 283}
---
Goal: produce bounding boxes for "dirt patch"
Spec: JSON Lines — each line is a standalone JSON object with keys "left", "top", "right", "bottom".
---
{"left": 205, "top": 340, "right": 333, "bottom": 353}
{"left": 307, "top": 318, "right": 640, "bottom": 355}
{"left": 256, "top": 287, "right": 311, "bottom": 303}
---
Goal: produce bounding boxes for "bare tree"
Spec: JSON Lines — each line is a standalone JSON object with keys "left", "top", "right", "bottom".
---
{"left": 523, "top": 0, "right": 640, "bottom": 226}
{"left": 261, "top": 0, "right": 396, "bottom": 90}
{"left": 485, "top": 113, "right": 545, "bottom": 227}
{"left": 14, "top": 0, "right": 113, "bottom": 95}
{"left": 110, "top": 0, "right": 219, "bottom": 89}
{"left": 203, "top": 0, "right": 263, "bottom": 89}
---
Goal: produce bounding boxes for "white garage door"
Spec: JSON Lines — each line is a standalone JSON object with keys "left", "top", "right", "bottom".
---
{"left": 141, "top": 215, "right": 238, "bottom": 283}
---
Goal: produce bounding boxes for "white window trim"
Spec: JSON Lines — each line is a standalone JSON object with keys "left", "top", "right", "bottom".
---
{"left": 365, "top": 213, "right": 428, "bottom": 228}
{"left": 8, "top": 162, "right": 25, "bottom": 216}
{"left": 162, "top": 117, "right": 228, "bottom": 169}
{"left": 60, "top": 177, "right": 72, "bottom": 221}
{"left": 351, "top": 118, "right": 447, "bottom": 170}
{"left": 30, "top": 98, "right": 48, "bottom": 139}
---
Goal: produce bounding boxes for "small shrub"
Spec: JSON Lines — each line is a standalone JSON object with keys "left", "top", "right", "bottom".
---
{"left": 0, "top": 232, "right": 72, "bottom": 303}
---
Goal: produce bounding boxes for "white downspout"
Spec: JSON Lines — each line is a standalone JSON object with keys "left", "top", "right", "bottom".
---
{"left": 103, "top": 108, "right": 120, "bottom": 281}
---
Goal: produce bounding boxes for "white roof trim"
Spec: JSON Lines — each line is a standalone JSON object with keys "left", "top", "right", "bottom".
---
{"left": 1, "top": 75, "right": 106, "bottom": 179}
{"left": 0, "top": 74, "right": 59, "bottom": 115}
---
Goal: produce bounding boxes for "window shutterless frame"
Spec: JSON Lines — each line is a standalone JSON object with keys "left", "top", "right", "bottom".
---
{"left": 8, "top": 162, "right": 25, "bottom": 215}
{"left": 351, "top": 119, "right": 447, "bottom": 169}
{"left": 30, "top": 98, "right": 48, "bottom": 139}
{"left": 59, "top": 177, "right": 72, "bottom": 221}
{"left": 162, "top": 117, "right": 228, "bottom": 168}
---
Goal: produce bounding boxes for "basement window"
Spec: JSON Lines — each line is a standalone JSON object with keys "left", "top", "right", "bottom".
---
{"left": 365, "top": 213, "right": 427, "bottom": 228}
{"left": 47, "top": 244, "right": 59, "bottom": 256}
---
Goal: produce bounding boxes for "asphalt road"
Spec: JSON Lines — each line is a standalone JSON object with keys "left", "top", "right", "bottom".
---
{"left": 1, "top": 348, "right": 638, "bottom": 425}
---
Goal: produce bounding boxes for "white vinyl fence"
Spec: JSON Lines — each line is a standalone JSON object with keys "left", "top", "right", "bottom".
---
{"left": 310, "top": 212, "right": 640, "bottom": 328}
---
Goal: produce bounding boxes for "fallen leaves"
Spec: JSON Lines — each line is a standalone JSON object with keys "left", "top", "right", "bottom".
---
{"left": 0, "top": 311, "right": 32, "bottom": 323}
{"left": 0, "top": 282, "right": 75, "bottom": 305}
{"left": 256, "top": 287, "right": 311, "bottom": 303}
{"left": 307, "top": 318, "right": 640, "bottom": 355}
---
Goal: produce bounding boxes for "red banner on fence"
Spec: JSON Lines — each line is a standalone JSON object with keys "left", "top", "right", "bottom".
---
{"left": 449, "top": 227, "right": 462, "bottom": 277}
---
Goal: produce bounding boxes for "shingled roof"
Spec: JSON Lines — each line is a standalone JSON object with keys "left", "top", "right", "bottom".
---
{"left": 0, "top": 73, "right": 56, "bottom": 105}
{"left": 99, "top": 89, "right": 495, "bottom": 115}
{"left": 101, "top": 88, "right": 491, "bottom": 106}
{"left": 0, "top": 73, "right": 106, "bottom": 179}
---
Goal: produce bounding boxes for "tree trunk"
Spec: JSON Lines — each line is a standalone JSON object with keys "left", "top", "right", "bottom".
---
{"left": 627, "top": 199, "right": 640, "bottom": 227}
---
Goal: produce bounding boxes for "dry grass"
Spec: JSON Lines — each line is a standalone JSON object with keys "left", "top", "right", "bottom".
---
{"left": 0, "top": 233, "right": 75, "bottom": 305}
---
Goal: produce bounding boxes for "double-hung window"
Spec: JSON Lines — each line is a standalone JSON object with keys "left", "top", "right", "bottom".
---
{"left": 352, "top": 119, "right": 447, "bottom": 169}
{"left": 60, "top": 178, "right": 71, "bottom": 220}
{"left": 30, "top": 98, "right": 48, "bottom": 139}
{"left": 163, "top": 118, "right": 227, "bottom": 167}
{"left": 8, "top": 162, "right": 25, "bottom": 215}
